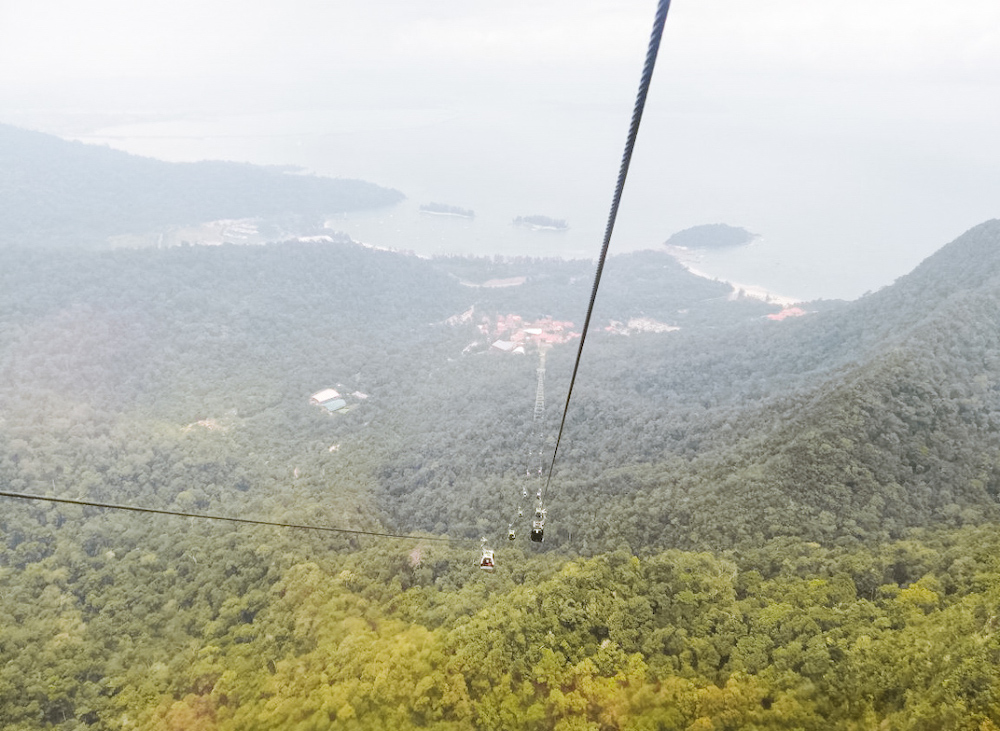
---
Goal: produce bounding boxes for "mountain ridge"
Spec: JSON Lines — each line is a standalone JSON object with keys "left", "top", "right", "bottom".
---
{"left": 0, "top": 123, "right": 403, "bottom": 248}
{"left": 3, "top": 215, "right": 1000, "bottom": 728}
{"left": 3, "top": 121, "right": 1000, "bottom": 553}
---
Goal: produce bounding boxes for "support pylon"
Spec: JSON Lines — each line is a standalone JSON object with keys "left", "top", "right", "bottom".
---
{"left": 533, "top": 347, "right": 547, "bottom": 422}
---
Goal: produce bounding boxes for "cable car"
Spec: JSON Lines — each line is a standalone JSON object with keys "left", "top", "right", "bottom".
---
{"left": 530, "top": 505, "right": 546, "bottom": 543}
{"left": 530, "top": 521, "right": 544, "bottom": 542}
{"left": 479, "top": 537, "right": 496, "bottom": 571}
{"left": 479, "top": 548, "right": 496, "bottom": 571}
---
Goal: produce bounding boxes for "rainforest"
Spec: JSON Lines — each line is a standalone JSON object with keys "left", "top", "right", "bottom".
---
{"left": 3, "top": 126, "right": 1000, "bottom": 730}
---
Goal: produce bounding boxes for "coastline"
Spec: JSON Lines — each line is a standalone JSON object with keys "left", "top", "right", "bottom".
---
{"left": 664, "top": 245, "right": 801, "bottom": 307}
{"left": 419, "top": 209, "right": 474, "bottom": 220}
{"left": 515, "top": 224, "right": 569, "bottom": 233}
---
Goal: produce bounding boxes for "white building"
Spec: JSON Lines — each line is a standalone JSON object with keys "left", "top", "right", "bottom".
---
{"left": 310, "top": 388, "right": 341, "bottom": 405}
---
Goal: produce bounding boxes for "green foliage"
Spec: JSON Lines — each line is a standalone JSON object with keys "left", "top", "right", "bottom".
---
{"left": 8, "top": 534, "right": 1000, "bottom": 729}
{"left": 5, "top": 151, "right": 1000, "bottom": 728}
{"left": 0, "top": 124, "right": 403, "bottom": 248}
{"left": 664, "top": 224, "right": 756, "bottom": 249}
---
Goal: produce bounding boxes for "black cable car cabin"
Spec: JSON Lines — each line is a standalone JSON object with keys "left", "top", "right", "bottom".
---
{"left": 530, "top": 517, "right": 544, "bottom": 542}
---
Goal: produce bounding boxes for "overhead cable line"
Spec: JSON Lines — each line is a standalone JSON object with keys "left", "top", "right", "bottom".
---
{"left": 542, "top": 0, "right": 672, "bottom": 503}
{"left": 0, "top": 490, "right": 469, "bottom": 544}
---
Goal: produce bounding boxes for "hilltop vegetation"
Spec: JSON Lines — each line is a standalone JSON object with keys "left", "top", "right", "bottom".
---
{"left": 369, "top": 223, "right": 1000, "bottom": 550}
{"left": 5, "top": 516, "right": 1000, "bottom": 730}
{"left": 0, "top": 124, "right": 402, "bottom": 248}
{"left": 665, "top": 223, "right": 756, "bottom": 249}
{"left": 4, "top": 127, "right": 1000, "bottom": 727}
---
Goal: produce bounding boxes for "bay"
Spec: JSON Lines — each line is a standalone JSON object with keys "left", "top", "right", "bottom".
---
{"left": 70, "top": 103, "right": 960, "bottom": 303}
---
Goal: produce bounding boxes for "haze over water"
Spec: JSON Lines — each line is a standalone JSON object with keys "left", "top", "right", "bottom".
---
{"left": 73, "top": 105, "right": 628, "bottom": 258}
{"left": 5, "top": 1, "right": 999, "bottom": 303}
{"left": 67, "top": 100, "right": 961, "bottom": 305}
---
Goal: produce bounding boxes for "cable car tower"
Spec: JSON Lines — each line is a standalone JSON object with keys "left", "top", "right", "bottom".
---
{"left": 509, "top": 345, "right": 549, "bottom": 542}
{"left": 534, "top": 346, "right": 547, "bottom": 424}
{"left": 496, "top": 0, "right": 671, "bottom": 563}
{"left": 529, "top": 345, "right": 547, "bottom": 542}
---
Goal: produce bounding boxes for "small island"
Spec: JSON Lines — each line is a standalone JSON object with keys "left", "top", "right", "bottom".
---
{"left": 513, "top": 215, "right": 568, "bottom": 232}
{"left": 665, "top": 223, "right": 756, "bottom": 250}
{"left": 419, "top": 202, "right": 475, "bottom": 219}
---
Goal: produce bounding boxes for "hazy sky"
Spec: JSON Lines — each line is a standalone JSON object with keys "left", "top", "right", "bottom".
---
{"left": 2, "top": 0, "right": 999, "bottom": 297}
{"left": 6, "top": 1, "right": 997, "bottom": 106}
{"left": 0, "top": 1, "right": 654, "bottom": 108}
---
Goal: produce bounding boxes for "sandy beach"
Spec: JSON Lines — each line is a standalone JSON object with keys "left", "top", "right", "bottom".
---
{"left": 664, "top": 245, "right": 800, "bottom": 307}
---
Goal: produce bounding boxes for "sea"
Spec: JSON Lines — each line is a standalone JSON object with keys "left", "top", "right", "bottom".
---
{"left": 59, "top": 103, "right": 981, "bottom": 304}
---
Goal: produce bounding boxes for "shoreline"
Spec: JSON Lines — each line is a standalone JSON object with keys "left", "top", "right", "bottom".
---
{"left": 664, "top": 245, "right": 801, "bottom": 307}
{"left": 418, "top": 209, "right": 474, "bottom": 220}
{"left": 515, "top": 224, "right": 569, "bottom": 233}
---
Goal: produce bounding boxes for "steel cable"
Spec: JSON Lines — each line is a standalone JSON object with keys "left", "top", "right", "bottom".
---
{"left": 0, "top": 490, "right": 470, "bottom": 544}
{"left": 542, "top": 0, "right": 672, "bottom": 504}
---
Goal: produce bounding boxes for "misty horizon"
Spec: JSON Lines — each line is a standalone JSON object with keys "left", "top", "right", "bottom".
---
{"left": 2, "top": 0, "right": 998, "bottom": 300}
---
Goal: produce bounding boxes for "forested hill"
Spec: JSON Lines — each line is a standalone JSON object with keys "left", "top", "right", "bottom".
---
{"left": 0, "top": 123, "right": 402, "bottom": 248}
{"left": 598, "top": 219, "right": 1000, "bottom": 548}
{"left": 763, "top": 219, "right": 1000, "bottom": 365}
{"left": 3, "top": 221, "right": 1000, "bottom": 554}
{"left": 374, "top": 221, "right": 1000, "bottom": 549}
{"left": 6, "top": 226, "right": 1000, "bottom": 728}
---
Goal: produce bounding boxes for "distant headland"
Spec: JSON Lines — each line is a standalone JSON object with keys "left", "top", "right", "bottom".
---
{"left": 419, "top": 202, "right": 475, "bottom": 219}
{"left": 665, "top": 223, "right": 756, "bottom": 250}
{"left": 513, "top": 214, "right": 568, "bottom": 232}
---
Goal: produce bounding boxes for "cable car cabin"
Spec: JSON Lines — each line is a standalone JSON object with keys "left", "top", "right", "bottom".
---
{"left": 530, "top": 504, "right": 547, "bottom": 542}
{"left": 530, "top": 520, "right": 544, "bottom": 543}
{"left": 479, "top": 549, "right": 496, "bottom": 571}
